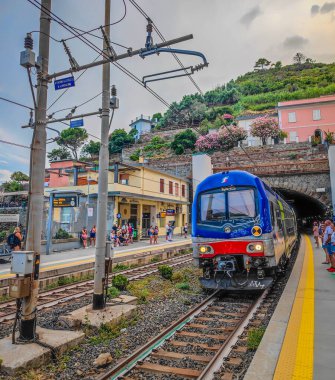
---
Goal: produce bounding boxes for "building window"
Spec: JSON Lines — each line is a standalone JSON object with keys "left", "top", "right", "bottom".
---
{"left": 169, "top": 181, "right": 173, "bottom": 195}
{"left": 175, "top": 183, "right": 179, "bottom": 196}
{"left": 160, "top": 178, "right": 164, "bottom": 193}
{"left": 182, "top": 184, "right": 186, "bottom": 197}
{"left": 120, "top": 174, "right": 129, "bottom": 185}
{"left": 313, "top": 109, "right": 321, "bottom": 121}
{"left": 288, "top": 112, "right": 296, "bottom": 123}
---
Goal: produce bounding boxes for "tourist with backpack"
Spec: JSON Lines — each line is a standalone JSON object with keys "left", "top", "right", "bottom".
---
{"left": 7, "top": 227, "right": 23, "bottom": 251}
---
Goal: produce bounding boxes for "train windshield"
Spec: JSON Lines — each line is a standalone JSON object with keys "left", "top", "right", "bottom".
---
{"left": 199, "top": 187, "right": 256, "bottom": 225}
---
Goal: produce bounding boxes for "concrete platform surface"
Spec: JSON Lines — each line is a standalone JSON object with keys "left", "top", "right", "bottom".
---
{"left": 60, "top": 303, "right": 137, "bottom": 329}
{"left": 244, "top": 237, "right": 306, "bottom": 380}
{"left": 0, "top": 327, "right": 85, "bottom": 375}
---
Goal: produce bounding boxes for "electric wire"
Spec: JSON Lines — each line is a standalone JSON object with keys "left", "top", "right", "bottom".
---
{"left": 50, "top": 91, "right": 103, "bottom": 116}
{"left": 0, "top": 96, "right": 33, "bottom": 110}
{"left": 0, "top": 139, "right": 31, "bottom": 149}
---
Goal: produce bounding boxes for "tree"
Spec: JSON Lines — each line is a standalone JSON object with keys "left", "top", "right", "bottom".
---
{"left": 305, "top": 57, "right": 316, "bottom": 64}
{"left": 254, "top": 58, "right": 271, "bottom": 71}
{"left": 47, "top": 147, "right": 71, "bottom": 161}
{"left": 274, "top": 61, "right": 282, "bottom": 69}
{"left": 152, "top": 112, "right": 163, "bottom": 121}
{"left": 56, "top": 128, "right": 88, "bottom": 160}
{"left": 2, "top": 181, "right": 23, "bottom": 192}
{"left": 108, "top": 129, "right": 135, "bottom": 154}
{"left": 171, "top": 129, "right": 197, "bottom": 155}
{"left": 10, "top": 171, "right": 29, "bottom": 183}
{"left": 81, "top": 140, "right": 100, "bottom": 160}
{"left": 250, "top": 115, "right": 280, "bottom": 145}
{"left": 293, "top": 52, "right": 306, "bottom": 64}
{"left": 219, "top": 125, "right": 247, "bottom": 149}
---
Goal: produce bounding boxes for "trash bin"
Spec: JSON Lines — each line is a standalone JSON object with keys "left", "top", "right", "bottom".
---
{"left": 133, "top": 229, "right": 138, "bottom": 241}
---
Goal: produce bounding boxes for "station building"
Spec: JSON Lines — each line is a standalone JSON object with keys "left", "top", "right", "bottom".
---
{"left": 278, "top": 95, "right": 335, "bottom": 143}
{"left": 45, "top": 159, "right": 190, "bottom": 238}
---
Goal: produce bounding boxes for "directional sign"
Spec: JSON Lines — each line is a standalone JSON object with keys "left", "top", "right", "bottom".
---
{"left": 70, "top": 119, "right": 84, "bottom": 128}
{"left": 54, "top": 76, "right": 75, "bottom": 90}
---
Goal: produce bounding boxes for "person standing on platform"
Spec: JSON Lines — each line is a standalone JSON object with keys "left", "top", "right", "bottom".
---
{"left": 81, "top": 227, "right": 88, "bottom": 249}
{"left": 90, "top": 225, "right": 97, "bottom": 247}
{"left": 329, "top": 226, "right": 335, "bottom": 272}
{"left": 313, "top": 222, "right": 320, "bottom": 248}
{"left": 322, "top": 220, "right": 332, "bottom": 265}
{"left": 183, "top": 223, "right": 188, "bottom": 239}
{"left": 153, "top": 226, "right": 159, "bottom": 244}
{"left": 167, "top": 222, "right": 174, "bottom": 242}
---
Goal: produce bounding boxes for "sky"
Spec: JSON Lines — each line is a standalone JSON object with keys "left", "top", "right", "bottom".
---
{"left": 0, "top": 0, "right": 335, "bottom": 183}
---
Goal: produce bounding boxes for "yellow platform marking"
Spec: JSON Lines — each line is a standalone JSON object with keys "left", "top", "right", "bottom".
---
{"left": 274, "top": 236, "right": 314, "bottom": 380}
{"left": 0, "top": 239, "right": 191, "bottom": 280}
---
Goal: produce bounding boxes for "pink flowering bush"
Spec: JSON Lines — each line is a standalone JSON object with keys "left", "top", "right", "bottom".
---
{"left": 195, "top": 125, "right": 247, "bottom": 152}
{"left": 250, "top": 116, "right": 280, "bottom": 145}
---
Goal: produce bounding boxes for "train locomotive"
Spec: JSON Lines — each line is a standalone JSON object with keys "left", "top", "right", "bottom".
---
{"left": 192, "top": 170, "right": 297, "bottom": 291}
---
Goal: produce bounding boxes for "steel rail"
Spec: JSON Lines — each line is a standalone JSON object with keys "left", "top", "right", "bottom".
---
{"left": 0, "top": 254, "right": 192, "bottom": 323}
{"left": 97, "top": 291, "right": 264, "bottom": 380}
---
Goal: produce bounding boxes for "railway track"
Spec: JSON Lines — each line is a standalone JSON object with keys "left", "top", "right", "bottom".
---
{"left": 0, "top": 254, "right": 192, "bottom": 323}
{"left": 97, "top": 290, "right": 267, "bottom": 380}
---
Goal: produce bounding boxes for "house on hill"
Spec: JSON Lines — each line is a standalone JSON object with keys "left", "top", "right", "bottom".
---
{"left": 278, "top": 95, "right": 335, "bottom": 143}
{"left": 129, "top": 115, "right": 157, "bottom": 140}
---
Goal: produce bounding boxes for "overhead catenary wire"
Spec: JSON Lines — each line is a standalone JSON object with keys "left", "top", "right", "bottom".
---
{"left": 0, "top": 139, "right": 31, "bottom": 150}
{"left": 0, "top": 96, "right": 33, "bottom": 110}
{"left": 128, "top": 0, "right": 203, "bottom": 95}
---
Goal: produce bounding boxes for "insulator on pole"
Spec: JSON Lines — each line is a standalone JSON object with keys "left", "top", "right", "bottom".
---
{"left": 25, "top": 33, "right": 34, "bottom": 50}
{"left": 62, "top": 40, "right": 79, "bottom": 71}
{"left": 111, "top": 85, "right": 117, "bottom": 97}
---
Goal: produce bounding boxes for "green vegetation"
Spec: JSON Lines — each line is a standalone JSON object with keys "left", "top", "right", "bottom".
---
{"left": 107, "top": 286, "right": 120, "bottom": 299}
{"left": 0, "top": 231, "right": 7, "bottom": 243}
{"left": 113, "top": 263, "right": 130, "bottom": 272}
{"left": 158, "top": 265, "right": 173, "bottom": 280}
{"left": 109, "top": 128, "right": 136, "bottom": 154}
{"left": 44, "top": 273, "right": 93, "bottom": 290}
{"left": 247, "top": 327, "right": 266, "bottom": 350}
{"left": 57, "top": 127, "right": 89, "bottom": 160}
{"left": 54, "top": 228, "right": 71, "bottom": 239}
{"left": 156, "top": 61, "right": 335, "bottom": 128}
{"left": 171, "top": 129, "right": 197, "bottom": 154}
{"left": 112, "top": 274, "right": 129, "bottom": 290}
{"left": 175, "top": 282, "right": 190, "bottom": 290}
{"left": 150, "top": 255, "right": 161, "bottom": 263}
{"left": 88, "top": 314, "right": 139, "bottom": 345}
{"left": 81, "top": 140, "right": 100, "bottom": 160}
{"left": 47, "top": 147, "right": 72, "bottom": 161}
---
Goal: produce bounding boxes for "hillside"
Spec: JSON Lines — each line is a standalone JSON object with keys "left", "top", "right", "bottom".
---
{"left": 157, "top": 61, "right": 335, "bottom": 128}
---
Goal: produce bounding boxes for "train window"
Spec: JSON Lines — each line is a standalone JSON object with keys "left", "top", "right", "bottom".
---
{"left": 228, "top": 189, "right": 255, "bottom": 218}
{"left": 200, "top": 192, "right": 226, "bottom": 222}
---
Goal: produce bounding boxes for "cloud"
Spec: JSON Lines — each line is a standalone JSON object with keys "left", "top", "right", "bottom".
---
{"left": 240, "top": 6, "right": 262, "bottom": 27}
{"left": 0, "top": 160, "right": 8, "bottom": 165}
{"left": 321, "top": 2, "right": 335, "bottom": 13}
{"left": 0, "top": 169, "right": 11, "bottom": 184}
{"left": 311, "top": 5, "right": 320, "bottom": 16}
{"left": 283, "top": 35, "right": 309, "bottom": 49}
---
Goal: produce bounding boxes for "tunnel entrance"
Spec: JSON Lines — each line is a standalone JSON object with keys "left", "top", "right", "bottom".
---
{"left": 274, "top": 188, "right": 327, "bottom": 223}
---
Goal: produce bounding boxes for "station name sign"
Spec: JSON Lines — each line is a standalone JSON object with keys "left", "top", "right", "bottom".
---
{"left": 53, "top": 195, "right": 78, "bottom": 208}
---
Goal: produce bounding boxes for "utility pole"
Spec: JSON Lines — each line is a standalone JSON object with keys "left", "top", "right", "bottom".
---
{"left": 20, "top": 0, "right": 51, "bottom": 340}
{"left": 93, "top": 0, "right": 111, "bottom": 309}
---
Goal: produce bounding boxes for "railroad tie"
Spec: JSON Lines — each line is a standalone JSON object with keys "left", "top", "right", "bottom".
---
{"left": 151, "top": 349, "right": 213, "bottom": 363}
{"left": 137, "top": 362, "right": 201, "bottom": 378}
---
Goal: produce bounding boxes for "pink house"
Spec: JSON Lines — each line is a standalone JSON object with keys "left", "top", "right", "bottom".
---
{"left": 278, "top": 95, "right": 335, "bottom": 143}
{"left": 46, "top": 160, "right": 88, "bottom": 187}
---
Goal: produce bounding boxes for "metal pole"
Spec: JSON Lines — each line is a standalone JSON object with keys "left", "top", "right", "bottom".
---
{"left": 46, "top": 193, "right": 53, "bottom": 255}
{"left": 93, "top": 0, "right": 111, "bottom": 310}
{"left": 20, "top": 0, "right": 51, "bottom": 340}
{"left": 86, "top": 179, "right": 90, "bottom": 229}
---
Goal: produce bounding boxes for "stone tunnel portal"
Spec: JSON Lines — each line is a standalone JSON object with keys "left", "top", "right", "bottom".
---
{"left": 274, "top": 188, "right": 328, "bottom": 223}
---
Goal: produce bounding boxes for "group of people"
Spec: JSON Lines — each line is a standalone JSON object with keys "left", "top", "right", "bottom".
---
{"left": 313, "top": 220, "right": 335, "bottom": 272}
{"left": 80, "top": 225, "right": 97, "bottom": 248}
{"left": 110, "top": 223, "right": 134, "bottom": 247}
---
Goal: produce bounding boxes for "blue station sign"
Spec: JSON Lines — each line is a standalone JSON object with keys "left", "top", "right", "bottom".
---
{"left": 54, "top": 76, "right": 75, "bottom": 90}
{"left": 70, "top": 119, "right": 84, "bottom": 128}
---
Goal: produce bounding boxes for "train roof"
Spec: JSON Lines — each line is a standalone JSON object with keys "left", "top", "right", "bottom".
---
{"left": 196, "top": 170, "right": 262, "bottom": 193}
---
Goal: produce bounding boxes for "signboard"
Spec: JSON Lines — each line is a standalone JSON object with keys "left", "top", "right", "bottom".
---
{"left": 54, "top": 76, "right": 75, "bottom": 90}
{"left": 160, "top": 211, "right": 166, "bottom": 218}
{"left": 87, "top": 208, "right": 93, "bottom": 217}
{"left": 53, "top": 195, "right": 78, "bottom": 208}
{"left": 316, "top": 188, "right": 326, "bottom": 193}
{"left": 166, "top": 209, "right": 175, "bottom": 216}
{"left": 70, "top": 119, "right": 84, "bottom": 128}
{"left": 116, "top": 213, "right": 122, "bottom": 219}
{"left": 0, "top": 214, "right": 19, "bottom": 223}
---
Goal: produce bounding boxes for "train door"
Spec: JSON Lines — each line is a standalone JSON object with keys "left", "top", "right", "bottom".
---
{"left": 277, "top": 200, "right": 289, "bottom": 259}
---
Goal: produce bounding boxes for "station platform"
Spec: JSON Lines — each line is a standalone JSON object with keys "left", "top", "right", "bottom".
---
{"left": 0, "top": 237, "right": 191, "bottom": 281}
{"left": 245, "top": 234, "right": 335, "bottom": 380}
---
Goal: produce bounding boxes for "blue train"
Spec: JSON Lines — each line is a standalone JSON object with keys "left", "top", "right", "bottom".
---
{"left": 192, "top": 170, "right": 298, "bottom": 291}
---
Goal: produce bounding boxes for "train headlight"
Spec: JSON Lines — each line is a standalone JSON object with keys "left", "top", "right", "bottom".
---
{"left": 247, "top": 242, "right": 263, "bottom": 253}
{"left": 198, "top": 245, "right": 213, "bottom": 254}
